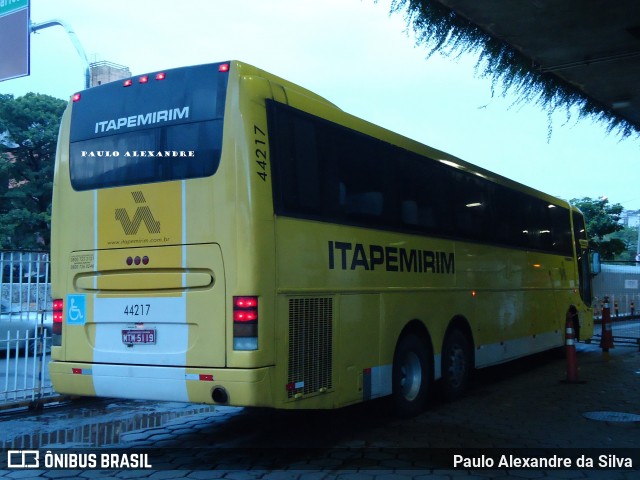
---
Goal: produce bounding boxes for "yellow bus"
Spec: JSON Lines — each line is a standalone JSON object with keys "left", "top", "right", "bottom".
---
{"left": 49, "top": 60, "right": 594, "bottom": 415}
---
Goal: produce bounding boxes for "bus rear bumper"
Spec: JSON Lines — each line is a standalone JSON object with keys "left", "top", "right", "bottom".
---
{"left": 49, "top": 361, "right": 274, "bottom": 407}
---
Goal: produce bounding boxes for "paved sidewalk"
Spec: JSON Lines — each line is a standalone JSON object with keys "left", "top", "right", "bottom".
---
{"left": 0, "top": 343, "right": 638, "bottom": 479}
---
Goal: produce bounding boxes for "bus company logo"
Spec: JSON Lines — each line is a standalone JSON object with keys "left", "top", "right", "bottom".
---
{"left": 94, "top": 106, "right": 190, "bottom": 133}
{"left": 115, "top": 191, "right": 161, "bottom": 235}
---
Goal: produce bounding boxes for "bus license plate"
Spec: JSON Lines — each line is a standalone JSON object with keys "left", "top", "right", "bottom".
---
{"left": 122, "top": 329, "right": 156, "bottom": 345}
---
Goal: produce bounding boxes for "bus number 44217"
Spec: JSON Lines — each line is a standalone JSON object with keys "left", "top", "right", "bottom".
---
{"left": 124, "top": 304, "right": 150, "bottom": 316}
{"left": 254, "top": 124, "right": 268, "bottom": 181}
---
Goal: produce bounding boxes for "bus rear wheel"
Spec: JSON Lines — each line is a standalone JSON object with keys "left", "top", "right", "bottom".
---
{"left": 441, "top": 329, "right": 472, "bottom": 401}
{"left": 392, "top": 334, "right": 430, "bottom": 417}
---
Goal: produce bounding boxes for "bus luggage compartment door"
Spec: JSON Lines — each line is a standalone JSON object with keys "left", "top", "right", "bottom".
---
{"left": 65, "top": 244, "right": 226, "bottom": 368}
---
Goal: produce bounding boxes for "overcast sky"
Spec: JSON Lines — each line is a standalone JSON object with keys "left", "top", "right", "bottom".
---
{"left": 2, "top": 0, "right": 639, "bottom": 210}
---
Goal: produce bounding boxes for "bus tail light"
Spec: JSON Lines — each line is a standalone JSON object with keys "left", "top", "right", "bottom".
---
{"left": 53, "top": 298, "right": 63, "bottom": 346}
{"left": 233, "top": 296, "right": 258, "bottom": 351}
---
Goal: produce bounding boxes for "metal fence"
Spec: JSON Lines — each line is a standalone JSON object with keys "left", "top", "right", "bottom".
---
{"left": 592, "top": 261, "right": 640, "bottom": 348}
{"left": 1, "top": 251, "right": 59, "bottom": 410}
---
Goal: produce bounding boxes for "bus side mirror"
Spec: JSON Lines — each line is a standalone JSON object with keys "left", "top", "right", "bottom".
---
{"left": 590, "top": 252, "right": 601, "bottom": 276}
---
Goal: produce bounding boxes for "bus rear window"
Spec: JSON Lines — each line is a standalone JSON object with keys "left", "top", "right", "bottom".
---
{"left": 68, "top": 62, "right": 229, "bottom": 191}
{"left": 70, "top": 119, "right": 223, "bottom": 190}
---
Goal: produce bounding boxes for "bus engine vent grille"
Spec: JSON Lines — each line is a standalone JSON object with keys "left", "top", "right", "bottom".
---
{"left": 287, "top": 297, "right": 333, "bottom": 399}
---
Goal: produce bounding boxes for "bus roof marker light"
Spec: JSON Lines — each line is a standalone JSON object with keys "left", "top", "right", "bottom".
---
{"left": 219, "top": 63, "right": 230, "bottom": 73}
{"left": 72, "top": 93, "right": 81, "bottom": 102}
{"left": 155, "top": 72, "right": 166, "bottom": 81}
{"left": 123, "top": 79, "right": 133, "bottom": 87}
{"left": 139, "top": 75, "right": 149, "bottom": 84}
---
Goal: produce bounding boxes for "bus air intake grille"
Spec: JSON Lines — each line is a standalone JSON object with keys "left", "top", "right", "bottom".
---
{"left": 287, "top": 297, "right": 333, "bottom": 399}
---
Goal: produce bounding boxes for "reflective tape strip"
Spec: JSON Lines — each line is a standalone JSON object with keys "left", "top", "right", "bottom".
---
{"left": 185, "top": 373, "right": 214, "bottom": 382}
{"left": 566, "top": 339, "right": 575, "bottom": 346}
{"left": 566, "top": 327, "right": 574, "bottom": 335}
{"left": 72, "top": 368, "right": 92, "bottom": 375}
{"left": 362, "top": 364, "right": 392, "bottom": 401}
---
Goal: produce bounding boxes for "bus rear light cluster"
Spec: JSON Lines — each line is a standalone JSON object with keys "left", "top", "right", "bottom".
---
{"left": 233, "top": 309, "right": 257, "bottom": 322}
{"left": 52, "top": 298, "right": 63, "bottom": 346}
{"left": 233, "top": 296, "right": 258, "bottom": 351}
{"left": 53, "top": 299, "right": 64, "bottom": 323}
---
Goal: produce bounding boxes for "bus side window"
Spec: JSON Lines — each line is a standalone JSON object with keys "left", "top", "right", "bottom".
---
{"left": 401, "top": 200, "right": 436, "bottom": 230}
{"left": 292, "top": 119, "right": 320, "bottom": 211}
{"left": 346, "top": 191, "right": 384, "bottom": 217}
{"left": 402, "top": 200, "right": 418, "bottom": 225}
{"left": 338, "top": 182, "right": 346, "bottom": 207}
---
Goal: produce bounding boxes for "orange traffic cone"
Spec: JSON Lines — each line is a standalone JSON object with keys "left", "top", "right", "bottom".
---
{"left": 565, "top": 308, "right": 579, "bottom": 383}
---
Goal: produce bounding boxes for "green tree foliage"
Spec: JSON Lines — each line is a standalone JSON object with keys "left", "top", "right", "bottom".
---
{"left": 571, "top": 197, "right": 625, "bottom": 260}
{"left": 0, "top": 93, "right": 67, "bottom": 250}
{"left": 608, "top": 226, "right": 638, "bottom": 262}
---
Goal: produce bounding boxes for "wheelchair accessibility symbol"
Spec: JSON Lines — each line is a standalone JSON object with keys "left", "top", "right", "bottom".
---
{"left": 67, "top": 294, "right": 86, "bottom": 325}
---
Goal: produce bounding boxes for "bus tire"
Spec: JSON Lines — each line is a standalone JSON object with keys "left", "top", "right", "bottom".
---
{"left": 392, "top": 333, "right": 430, "bottom": 417}
{"left": 441, "top": 329, "right": 472, "bottom": 401}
